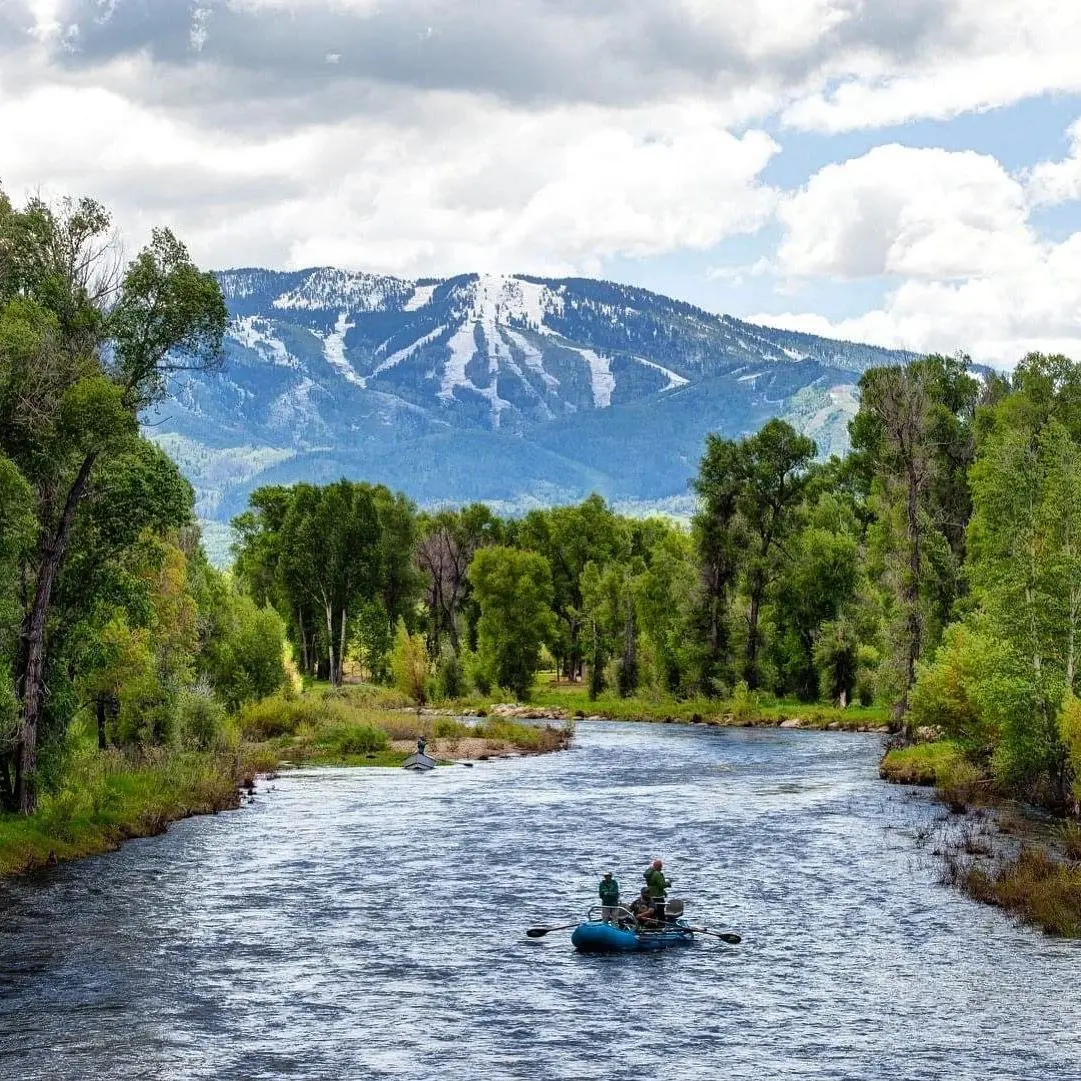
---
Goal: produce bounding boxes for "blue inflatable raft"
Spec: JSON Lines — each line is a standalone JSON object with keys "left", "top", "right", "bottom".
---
{"left": 570, "top": 913, "right": 694, "bottom": 953}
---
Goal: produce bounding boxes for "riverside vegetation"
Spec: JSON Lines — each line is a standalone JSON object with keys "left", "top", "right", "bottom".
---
{"left": 5, "top": 187, "right": 1081, "bottom": 934}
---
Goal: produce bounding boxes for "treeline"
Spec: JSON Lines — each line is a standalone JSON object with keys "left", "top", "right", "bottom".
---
{"left": 233, "top": 351, "right": 1081, "bottom": 811}
{"left": 233, "top": 425, "right": 873, "bottom": 708}
{"left": 0, "top": 190, "right": 288, "bottom": 814}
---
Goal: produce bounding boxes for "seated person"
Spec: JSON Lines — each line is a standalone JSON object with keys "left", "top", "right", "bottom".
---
{"left": 629, "top": 887, "right": 656, "bottom": 926}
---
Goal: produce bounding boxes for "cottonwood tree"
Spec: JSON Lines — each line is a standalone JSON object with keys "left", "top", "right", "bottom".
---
{"left": 692, "top": 435, "right": 744, "bottom": 691}
{"left": 516, "top": 496, "right": 621, "bottom": 680}
{"left": 0, "top": 192, "right": 225, "bottom": 812}
{"left": 736, "top": 420, "right": 817, "bottom": 690}
{"left": 416, "top": 504, "right": 500, "bottom": 651}
{"left": 468, "top": 546, "right": 556, "bottom": 700}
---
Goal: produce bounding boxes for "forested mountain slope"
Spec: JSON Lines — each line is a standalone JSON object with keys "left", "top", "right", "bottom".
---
{"left": 147, "top": 269, "right": 916, "bottom": 525}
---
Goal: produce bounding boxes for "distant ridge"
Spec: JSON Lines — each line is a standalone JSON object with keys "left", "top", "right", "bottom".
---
{"left": 147, "top": 269, "right": 918, "bottom": 547}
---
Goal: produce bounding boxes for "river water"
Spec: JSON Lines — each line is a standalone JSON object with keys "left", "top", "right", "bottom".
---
{"left": 1, "top": 720, "right": 1079, "bottom": 1080}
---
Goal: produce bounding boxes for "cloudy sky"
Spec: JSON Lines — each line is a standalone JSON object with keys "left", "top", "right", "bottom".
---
{"left": 2, "top": 0, "right": 1081, "bottom": 365}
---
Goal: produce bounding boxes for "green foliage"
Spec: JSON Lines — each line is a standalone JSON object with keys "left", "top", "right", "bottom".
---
{"left": 814, "top": 619, "right": 860, "bottom": 707}
{"left": 320, "top": 722, "right": 389, "bottom": 757}
{"left": 908, "top": 624, "right": 998, "bottom": 751}
{"left": 1059, "top": 695, "right": 1081, "bottom": 811}
{"left": 199, "top": 585, "right": 288, "bottom": 713}
{"left": 0, "top": 188, "right": 226, "bottom": 812}
{"left": 178, "top": 684, "right": 230, "bottom": 751}
{"left": 434, "top": 642, "right": 465, "bottom": 701}
{"left": 389, "top": 617, "right": 430, "bottom": 705}
{"left": 469, "top": 546, "right": 557, "bottom": 700}
{"left": 238, "top": 694, "right": 325, "bottom": 740}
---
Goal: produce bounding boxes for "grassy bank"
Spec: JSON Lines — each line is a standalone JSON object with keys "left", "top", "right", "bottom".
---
{"left": 0, "top": 743, "right": 275, "bottom": 877}
{"left": 0, "top": 683, "right": 572, "bottom": 878}
{"left": 880, "top": 740, "right": 1081, "bottom": 935}
{"left": 242, "top": 683, "right": 573, "bottom": 766}
{"left": 460, "top": 678, "right": 891, "bottom": 731}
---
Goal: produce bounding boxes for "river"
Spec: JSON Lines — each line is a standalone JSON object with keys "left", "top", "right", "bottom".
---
{"left": 1, "top": 720, "right": 1079, "bottom": 1080}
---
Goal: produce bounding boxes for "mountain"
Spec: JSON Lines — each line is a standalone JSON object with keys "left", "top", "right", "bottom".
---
{"left": 147, "top": 269, "right": 916, "bottom": 543}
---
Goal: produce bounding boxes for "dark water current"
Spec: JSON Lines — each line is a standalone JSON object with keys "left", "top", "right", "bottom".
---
{"left": 2, "top": 721, "right": 1080, "bottom": 1080}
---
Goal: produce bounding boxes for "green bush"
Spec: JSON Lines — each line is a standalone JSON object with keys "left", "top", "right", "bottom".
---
{"left": 434, "top": 644, "right": 464, "bottom": 701}
{"left": 389, "top": 618, "right": 430, "bottom": 705}
{"left": 322, "top": 723, "right": 389, "bottom": 756}
{"left": 908, "top": 623, "right": 998, "bottom": 752}
{"left": 730, "top": 681, "right": 759, "bottom": 721}
{"left": 239, "top": 694, "right": 324, "bottom": 740}
{"left": 178, "top": 684, "right": 228, "bottom": 750}
{"left": 434, "top": 717, "right": 469, "bottom": 739}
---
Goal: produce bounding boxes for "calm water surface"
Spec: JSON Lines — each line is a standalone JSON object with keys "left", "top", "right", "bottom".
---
{"left": 1, "top": 721, "right": 1079, "bottom": 1080}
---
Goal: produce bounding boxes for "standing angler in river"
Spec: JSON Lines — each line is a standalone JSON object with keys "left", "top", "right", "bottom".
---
{"left": 598, "top": 872, "right": 620, "bottom": 923}
{"left": 644, "top": 859, "right": 672, "bottom": 922}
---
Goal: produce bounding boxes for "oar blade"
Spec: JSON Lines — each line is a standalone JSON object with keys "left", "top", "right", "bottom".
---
{"left": 526, "top": 927, "right": 550, "bottom": 938}
{"left": 718, "top": 932, "right": 741, "bottom": 944}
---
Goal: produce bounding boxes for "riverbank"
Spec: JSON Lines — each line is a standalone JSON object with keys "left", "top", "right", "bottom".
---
{"left": 0, "top": 744, "right": 277, "bottom": 877}
{"left": 880, "top": 741, "right": 1081, "bottom": 935}
{"left": 449, "top": 680, "right": 892, "bottom": 732}
{"left": 0, "top": 686, "right": 572, "bottom": 878}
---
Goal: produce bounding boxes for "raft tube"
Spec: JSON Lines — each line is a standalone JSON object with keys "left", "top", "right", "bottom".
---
{"left": 570, "top": 920, "right": 694, "bottom": 953}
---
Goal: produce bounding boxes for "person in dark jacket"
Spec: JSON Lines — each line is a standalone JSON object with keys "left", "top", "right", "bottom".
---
{"left": 643, "top": 859, "right": 672, "bottom": 922}
{"left": 629, "top": 887, "right": 656, "bottom": 926}
{"left": 598, "top": 872, "right": 620, "bottom": 922}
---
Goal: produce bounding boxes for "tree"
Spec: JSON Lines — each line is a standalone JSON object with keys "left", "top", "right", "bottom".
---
{"left": 278, "top": 481, "right": 383, "bottom": 687}
{"left": 736, "top": 420, "right": 817, "bottom": 689}
{"left": 390, "top": 617, "right": 430, "bottom": 704}
{"left": 416, "top": 504, "right": 500, "bottom": 650}
{"left": 692, "top": 435, "right": 745, "bottom": 692}
{"left": 468, "top": 546, "right": 556, "bottom": 700}
{"left": 0, "top": 192, "right": 226, "bottom": 811}
{"left": 850, "top": 356, "right": 981, "bottom": 732}
{"left": 516, "top": 496, "right": 622, "bottom": 679}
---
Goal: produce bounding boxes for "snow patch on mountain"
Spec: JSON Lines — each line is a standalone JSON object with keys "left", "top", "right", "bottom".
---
{"left": 273, "top": 268, "right": 408, "bottom": 312}
{"left": 322, "top": 312, "right": 364, "bottom": 387}
{"left": 372, "top": 324, "right": 448, "bottom": 379}
{"left": 404, "top": 283, "right": 438, "bottom": 311}
{"left": 570, "top": 346, "right": 615, "bottom": 408}
{"left": 634, "top": 356, "right": 690, "bottom": 391}
{"left": 504, "top": 327, "right": 559, "bottom": 392}
{"left": 231, "top": 316, "right": 296, "bottom": 368}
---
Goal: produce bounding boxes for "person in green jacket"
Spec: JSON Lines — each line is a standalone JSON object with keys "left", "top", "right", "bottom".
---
{"left": 598, "top": 872, "right": 620, "bottom": 923}
{"left": 643, "top": 859, "right": 672, "bottom": 922}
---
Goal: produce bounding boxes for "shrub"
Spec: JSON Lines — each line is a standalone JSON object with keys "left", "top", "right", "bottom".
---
{"left": 1059, "top": 820, "right": 1081, "bottom": 861}
{"left": 434, "top": 717, "right": 469, "bottom": 739}
{"left": 178, "top": 683, "right": 228, "bottom": 750}
{"left": 389, "top": 618, "right": 430, "bottom": 705}
{"left": 938, "top": 759, "right": 987, "bottom": 813}
{"left": 239, "top": 694, "right": 324, "bottom": 740}
{"left": 434, "top": 643, "right": 464, "bottom": 701}
{"left": 463, "top": 648, "right": 492, "bottom": 696}
{"left": 730, "top": 681, "right": 759, "bottom": 722}
{"left": 1059, "top": 694, "right": 1081, "bottom": 813}
{"left": 961, "top": 846, "right": 1081, "bottom": 936}
{"left": 322, "top": 723, "right": 389, "bottom": 756}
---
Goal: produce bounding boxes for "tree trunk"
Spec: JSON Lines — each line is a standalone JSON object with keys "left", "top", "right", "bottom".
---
{"left": 325, "top": 602, "right": 338, "bottom": 688}
{"left": 744, "top": 584, "right": 763, "bottom": 690}
{"left": 296, "top": 607, "right": 311, "bottom": 676}
{"left": 96, "top": 694, "right": 108, "bottom": 751}
{"left": 339, "top": 607, "right": 347, "bottom": 686}
{"left": 896, "top": 467, "right": 923, "bottom": 737}
{"left": 15, "top": 453, "right": 98, "bottom": 815}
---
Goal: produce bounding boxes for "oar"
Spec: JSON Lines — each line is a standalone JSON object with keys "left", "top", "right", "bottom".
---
{"left": 684, "top": 925, "right": 741, "bottom": 944}
{"left": 526, "top": 921, "right": 580, "bottom": 938}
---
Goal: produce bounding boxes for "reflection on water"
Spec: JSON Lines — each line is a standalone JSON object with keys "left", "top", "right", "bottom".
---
{"left": 1, "top": 721, "right": 1079, "bottom": 1080}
